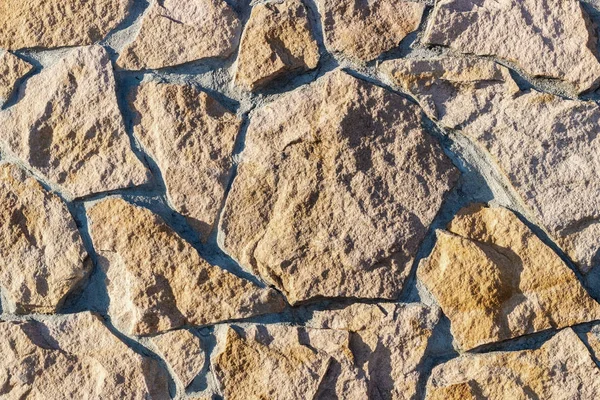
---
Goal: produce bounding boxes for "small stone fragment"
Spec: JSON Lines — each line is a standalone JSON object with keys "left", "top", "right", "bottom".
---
{"left": 425, "top": 328, "right": 600, "bottom": 399}
{"left": 234, "top": 0, "right": 320, "bottom": 90}
{"left": 0, "top": 51, "right": 32, "bottom": 105}
{"left": 0, "top": 46, "right": 150, "bottom": 199}
{"left": 0, "top": 312, "right": 169, "bottom": 399}
{"left": 381, "top": 57, "right": 600, "bottom": 273}
{"left": 423, "top": 0, "right": 600, "bottom": 93}
{"left": 87, "top": 197, "right": 285, "bottom": 336}
{"left": 130, "top": 82, "right": 241, "bottom": 239}
{"left": 0, "top": 163, "right": 89, "bottom": 314}
{"left": 418, "top": 204, "right": 600, "bottom": 351}
{"left": 0, "top": 0, "right": 130, "bottom": 50}
{"left": 219, "top": 70, "right": 459, "bottom": 304}
{"left": 150, "top": 329, "right": 205, "bottom": 389}
{"left": 117, "top": 0, "right": 241, "bottom": 70}
{"left": 317, "top": 0, "right": 425, "bottom": 62}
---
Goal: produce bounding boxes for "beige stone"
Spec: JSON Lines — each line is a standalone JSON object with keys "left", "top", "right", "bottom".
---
{"left": 150, "top": 329, "right": 205, "bottom": 389}
{"left": 0, "top": 0, "right": 130, "bottom": 50}
{"left": 219, "top": 70, "right": 459, "bottom": 304}
{"left": 425, "top": 328, "right": 600, "bottom": 399}
{"left": 234, "top": 0, "right": 320, "bottom": 90}
{"left": 317, "top": 0, "right": 425, "bottom": 62}
{"left": 87, "top": 197, "right": 285, "bottom": 336}
{"left": 117, "top": 0, "right": 241, "bottom": 70}
{"left": 381, "top": 57, "right": 600, "bottom": 273}
{"left": 0, "top": 312, "right": 169, "bottom": 399}
{"left": 0, "top": 51, "right": 32, "bottom": 105}
{"left": 424, "top": 0, "right": 600, "bottom": 93}
{"left": 308, "top": 302, "right": 439, "bottom": 399}
{"left": 418, "top": 204, "right": 600, "bottom": 351}
{"left": 130, "top": 82, "right": 241, "bottom": 239}
{"left": 0, "top": 46, "right": 150, "bottom": 200}
{"left": 0, "top": 163, "right": 88, "bottom": 314}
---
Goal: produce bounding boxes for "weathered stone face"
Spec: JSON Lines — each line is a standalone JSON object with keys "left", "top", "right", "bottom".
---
{"left": 423, "top": 0, "right": 600, "bottom": 93}
{"left": 150, "top": 329, "right": 205, "bottom": 389}
{"left": 0, "top": 312, "right": 170, "bottom": 399}
{"left": 130, "top": 82, "right": 241, "bottom": 239}
{"left": 418, "top": 204, "right": 600, "bottom": 351}
{"left": 0, "top": 0, "right": 130, "bottom": 50}
{"left": 234, "top": 0, "right": 320, "bottom": 90}
{"left": 381, "top": 57, "right": 600, "bottom": 273}
{"left": 0, "top": 163, "right": 89, "bottom": 314}
{"left": 0, "top": 51, "right": 32, "bottom": 106}
{"left": 219, "top": 70, "right": 459, "bottom": 304}
{"left": 0, "top": 46, "right": 151, "bottom": 200}
{"left": 425, "top": 328, "right": 600, "bottom": 399}
{"left": 87, "top": 197, "right": 285, "bottom": 336}
{"left": 317, "top": 0, "right": 425, "bottom": 61}
{"left": 117, "top": 0, "right": 241, "bottom": 70}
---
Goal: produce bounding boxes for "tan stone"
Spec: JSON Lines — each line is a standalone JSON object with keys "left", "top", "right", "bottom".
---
{"left": 424, "top": 0, "right": 600, "bottom": 93}
{"left": 0, "top": 0, "right": 130, "bottom": 50}
{"left": 425, "top": 328, "right": 600, "bottom": 399}
{"left": 0, "top": 51, "right": 32, "bottom": 105}
{"left": 117, "top": 0, "right": 241, "bottom": 70}
{"left": 0, "top": 312, "right": 169, "bottom": 399}
{"left": 381, "top": 57, "right": 600, "bottom": 273}
{"left": 130, "top": 82, "right": 241, "bottom": 239}
{"left": 219, "top": 70, "right": 459, "bottom": 304}
{"left": 0, "top": 46, "right": 150, "bottom": 200}
{"left": 150, "top": 329, "right": 205, "bottom": 389}
{"left": 87, "top": 197, "right": 285, "bottom": 336}
{"left": 234, "top": 0, "right": 320, "bottom": 90}
{"left": 317, "top": 0, "right": 425, "bottom": 62}
{"left": 0, "top": 163, "right": 89, "bottom": 314}
{"left": 418, "top": 204, "right": 600, "bottom": 351}
{"left": 308, "top": 302, "right": 439, "bottom": 399}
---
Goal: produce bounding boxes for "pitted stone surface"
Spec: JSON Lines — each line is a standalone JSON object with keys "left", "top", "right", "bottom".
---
{"left": 0, "top": 51, "right": 32, "bottom": 105}
{"left": 219, "top": 70, "right": 459, "bottom": 304}
{"left": 150, "top": 329, "right": 205, "bottom": 389}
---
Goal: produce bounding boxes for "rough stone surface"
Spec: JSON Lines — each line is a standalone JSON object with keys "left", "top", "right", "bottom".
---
{"left": 0, "top": 163, "right": 89, "bottom": 314}
{"left": 150, "top": 329, "right": 205, "bottom": 389}
{"left": 425, "top": 328, "right": 600, "bottom": 399}
{"left": 234, "top": 0, "right": 320, "bottom": 90}
{"left": 87, "top": 197, "right": 285, "bottom": 336}
{"left": 0, "top": 0, "right": 130, "bottom": 50}
{"left": 0, "top": 46, "right": 150, "bottom": 200}
{"left": 0, "top": 312, "right": 169, "bottom": 399}
{"left": 317, "top": 0, "right": 425, "bottom": 61}
{"left": 424, "top": 0, "right": 600, "bottom": 93}
{"left": 0, "top": 51, "right": 32, "bottom": 105}
{"left": 219, "top": 70, "right": 459, "bottom": 304}
{"left": 117, "top": 0, "right": 241, "bottom": 70}
{"left": 130, "top": 82, "right": 240, "bottom": 239}
{"left": 381, "top": 57, "right": 600, "bottom": 273}
{"left": 418, "top": 204, "right": 600, "bottom": 351}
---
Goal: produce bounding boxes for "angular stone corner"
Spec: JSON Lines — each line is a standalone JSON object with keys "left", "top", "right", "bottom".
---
{"left": 150, "top": 329, "right": 205, "bottom": 389}
{"left": 0, "top": 51, "right": 33, "bottom": 106}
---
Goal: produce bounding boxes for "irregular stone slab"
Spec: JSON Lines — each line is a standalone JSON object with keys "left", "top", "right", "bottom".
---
{"left": 0, "top": 312, "right": 169, "bottom": 399}
{"left": 417, "top": 204, "right": 600, "bottom": 351}
{"left": 0, "top": 46, "right": 150, "bottom": 200}
{"left": 0, "top": 0, "right": 130, "bottom": 50}
{"left": 317, "top": 0, "right": 425, "bottom": 62}
{"left": 425, "top": 328, "right": 600, "bottom": 399}
{"left": 150, "top": 329, "right": 205, "bottom": 389}
{"left": 234, "top": 0, "right": 320, "bottom": 90}
{"left": 0, "top": 51, "right": 32, "bottom": 105}
{"left": 381, "top": 57, "right": 600, "bottom": 273}
{"left": 423, "top": 0, "right": 600, "bottom": 93}
{"left": 212, "top": 324, "right": 368, "bottom": 400}
{"left": 117, "top": 0, "right": 241, "bottom": 70}
{"left": 219, "top": 70, "right": 459, "bottom": 304}
{"left": 0, "top": 163, "right": 89, "bottom": 314}
{"left": 87, "top": 197, "right": 285, "bottom": 336}
{"left": 130, "top": 82, "right": 241, "bottom": 239}
{"left": 308, "top": 302, "right": 439, "bottom": 399}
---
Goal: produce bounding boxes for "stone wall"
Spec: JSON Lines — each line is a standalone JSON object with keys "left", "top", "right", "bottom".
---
{"left": 1, "top": 0, "right": 600, "bottom": 398}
